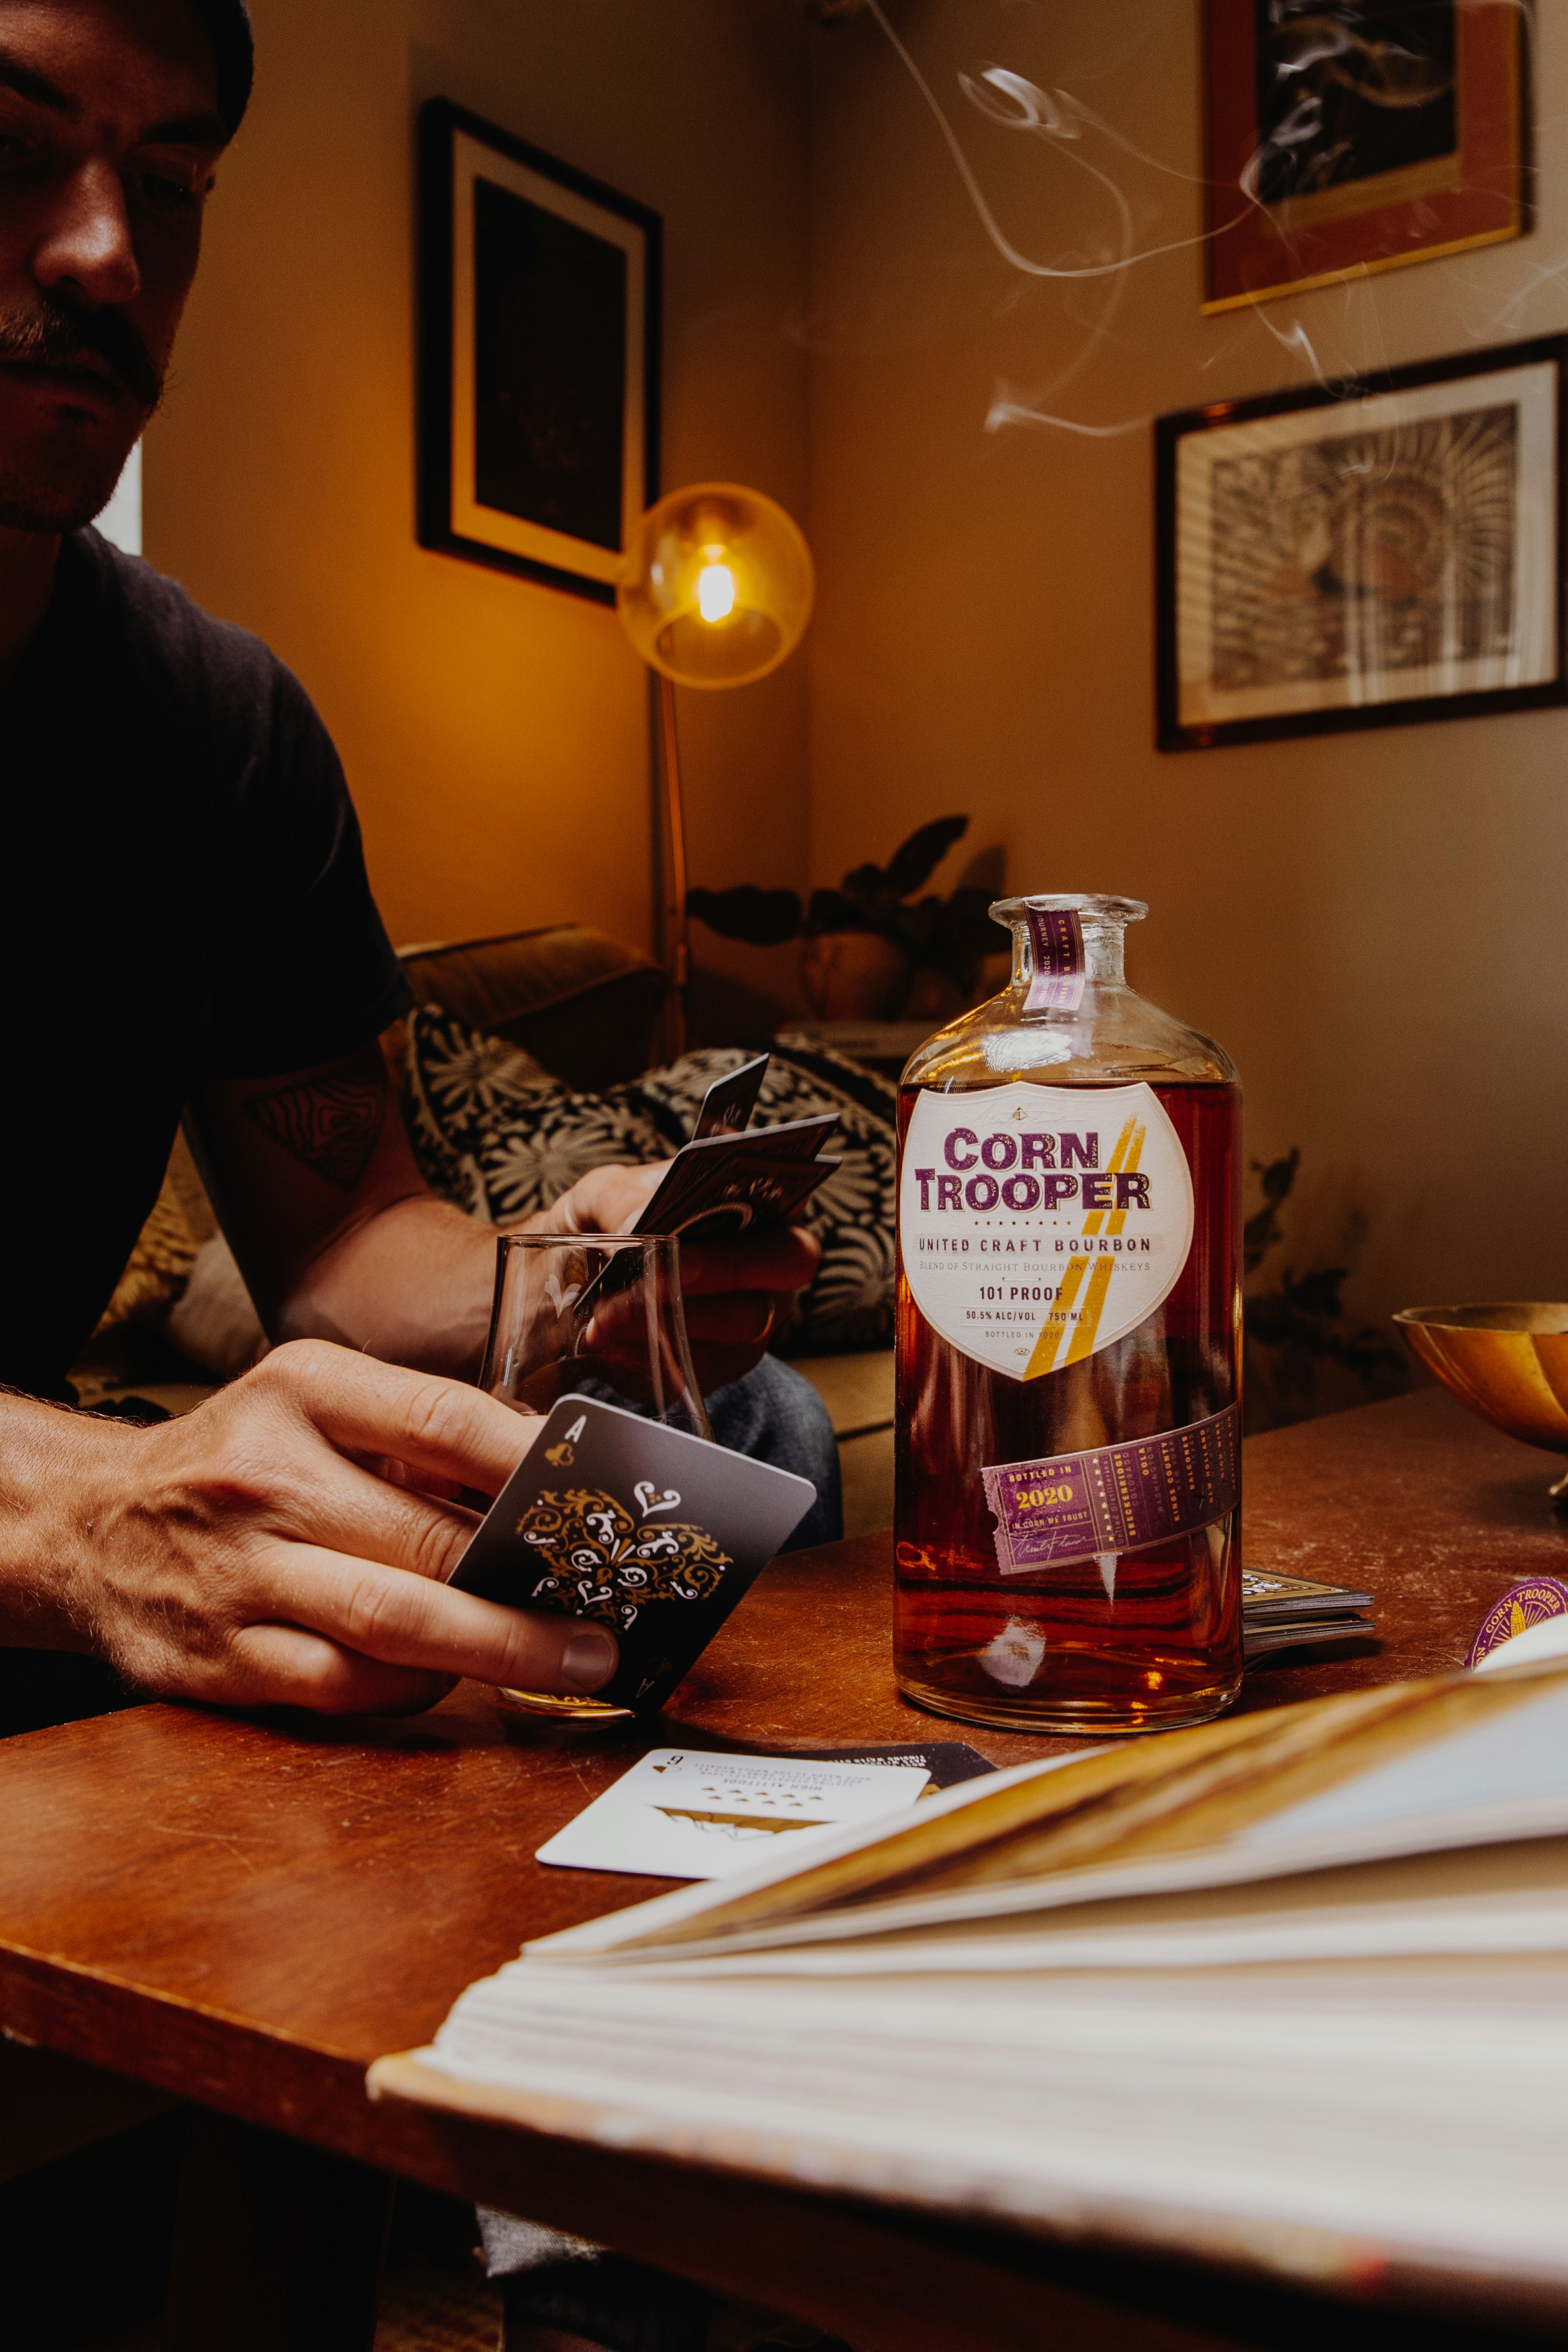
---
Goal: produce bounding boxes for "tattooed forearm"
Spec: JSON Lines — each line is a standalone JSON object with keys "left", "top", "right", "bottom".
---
{"left": 242, "top": 1071, "right": 388, "bottom": 1192}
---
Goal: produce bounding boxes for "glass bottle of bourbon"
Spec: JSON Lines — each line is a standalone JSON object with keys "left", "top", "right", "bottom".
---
{"left": 895, "top": 893, "right": 1243, "bottom": 1735}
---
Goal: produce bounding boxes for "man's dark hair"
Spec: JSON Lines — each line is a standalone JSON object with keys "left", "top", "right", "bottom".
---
{"left": 189, "top": 0, "right": 254, "bottom": 139}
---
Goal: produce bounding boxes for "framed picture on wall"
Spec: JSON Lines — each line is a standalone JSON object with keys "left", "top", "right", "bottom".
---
{"left": 1155, "top": 335, "right": 1568, "bottom": 751}
{"left": 1203, "top": 1, "right": 1530, "bottom": 313}
{"left": 417, "top": 100, "right": 661, "bottom": 604}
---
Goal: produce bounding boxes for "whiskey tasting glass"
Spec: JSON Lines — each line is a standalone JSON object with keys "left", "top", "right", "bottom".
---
{"left": 477, "top": 1231, "right": 710, "bottom": 1721}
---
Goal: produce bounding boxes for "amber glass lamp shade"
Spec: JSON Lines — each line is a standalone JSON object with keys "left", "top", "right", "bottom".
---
{"left": 617, "top": 482, "right": 814, "bottom": 688}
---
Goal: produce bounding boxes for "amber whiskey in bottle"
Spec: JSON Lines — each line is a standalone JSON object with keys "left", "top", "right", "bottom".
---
{"left": 895, "top": 894, "right": 1243, "bottom": 1735}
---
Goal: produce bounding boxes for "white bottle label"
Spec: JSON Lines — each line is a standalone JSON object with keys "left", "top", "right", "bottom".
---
{"left": 899, "top": 1082, "right": 1194, "bottom": 1381}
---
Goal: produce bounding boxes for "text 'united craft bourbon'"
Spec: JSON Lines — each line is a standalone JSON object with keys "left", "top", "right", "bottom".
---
{"left": 895, "top": 895, "right": 1243, "bottom": 1734}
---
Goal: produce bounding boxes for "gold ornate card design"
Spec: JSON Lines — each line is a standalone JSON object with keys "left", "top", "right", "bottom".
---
{"left": 515, "top": 1485, "right": 732, "bottom": 1631}
{"left": 451, "top": 1392, "right": 816, "bottom": 1713}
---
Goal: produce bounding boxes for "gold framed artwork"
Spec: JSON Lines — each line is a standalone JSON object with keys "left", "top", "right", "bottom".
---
{"left": 1203, "top": 2, "right": 1530, "bottom": 313}
{"left": 1156, "top": 335, "right": 1568, "bottom": 750}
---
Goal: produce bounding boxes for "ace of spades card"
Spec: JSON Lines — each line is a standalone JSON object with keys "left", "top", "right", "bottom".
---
{"left": 451, "top": 1394, "right": 816, "bottom": 1710}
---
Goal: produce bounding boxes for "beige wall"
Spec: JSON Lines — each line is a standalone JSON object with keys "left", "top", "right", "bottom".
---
{"left": 145, "top": 0, "right": 812, "bottom": 957}
{"left": 806, "top": 2, "right": 1568, "bottom": 1324}
{"left": 146, "top": 1, "right": 1567, "bottom": 1320}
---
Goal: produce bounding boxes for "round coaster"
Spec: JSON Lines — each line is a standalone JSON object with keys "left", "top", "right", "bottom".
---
{"left": 1466, "top": 1576, "right": 1568, "bottom": 1669}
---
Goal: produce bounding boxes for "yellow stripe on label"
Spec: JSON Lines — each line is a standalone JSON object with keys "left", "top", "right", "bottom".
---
{"left": 1023, "top": 1116, "right": 1148, "bottom": 1380}
{"left": 1104, "top": 1122, "right": 1145, "bottom": 1237}
{"left": 1022, "top": 1255, "right": 1088, "bottom": 1381}
{"left": 1062, "top": 1253, "right": 1115, "bottom": 1364}
{"left": 1080, "top": 1116, "right": 1141, "bottom": 1237}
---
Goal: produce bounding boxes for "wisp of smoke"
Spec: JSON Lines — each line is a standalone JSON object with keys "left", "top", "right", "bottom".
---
{"left": 865, "top": 6, "right": 1250, "bottom": 286}
{"left": 862, "top": 0, "right": 1550, "bottom": 445}
{"left": 984, "top": 397, "right": 1145, "bottom": 438}
{"left": 862, "top": 1, "right": 1261, "bottom": 440}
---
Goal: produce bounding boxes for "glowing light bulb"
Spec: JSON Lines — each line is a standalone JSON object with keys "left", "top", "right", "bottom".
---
{"left": 618, "top": 483, "right": 813, "bottom": 687}
{"left": 696, "top": 562, "right": 736, "bottom": 624}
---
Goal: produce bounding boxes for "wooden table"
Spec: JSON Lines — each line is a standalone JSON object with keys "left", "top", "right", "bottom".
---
{"left": 2, "top": 1388, "right": 1565, "bottom": 2351}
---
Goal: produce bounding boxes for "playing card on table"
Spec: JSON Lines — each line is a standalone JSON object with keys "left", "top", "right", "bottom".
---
{"left": 536, "top": 1746, "right": 932, "bottom": 1880}
{"left": 451, "top": 1393, "right": 816, "bottom": 1712}
{"left": 1244, "top": 1618, "right": 1376, "bottom": 1661}
{"left": 1241, "top": 1567, "right": 1375, "bottom": 1622}
{"left": 1240, "top": 1564, "right": 1375, "bottom": 1670}
{"left": 783, "top": 1741, "right": 997, "bottom": 1791}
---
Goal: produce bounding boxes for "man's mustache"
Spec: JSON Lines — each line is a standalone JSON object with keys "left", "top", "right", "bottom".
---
{"left": 0, "top": 296, "right": 163, "bottom": 412}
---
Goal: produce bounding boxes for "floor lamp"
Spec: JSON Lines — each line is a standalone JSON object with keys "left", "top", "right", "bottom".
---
{"left": 617, "top": 483, "right": 814, "bottom": 1059}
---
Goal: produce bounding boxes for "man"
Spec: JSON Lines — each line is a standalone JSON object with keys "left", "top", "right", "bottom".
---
{"left": 2, "top": 15, "right": 845, "bottom": 2348}
{"left": 0, "top": 0, "right": 835, "bottom": 1739}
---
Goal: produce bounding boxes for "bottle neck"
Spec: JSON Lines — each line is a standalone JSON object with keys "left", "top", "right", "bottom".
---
{"left": 1012, "top": 913, "right": 1127, "bottom": 998}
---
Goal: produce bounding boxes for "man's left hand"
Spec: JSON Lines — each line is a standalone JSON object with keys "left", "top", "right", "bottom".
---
{"left": 539, "top": 1163, "right": 820, "bottom": 1391}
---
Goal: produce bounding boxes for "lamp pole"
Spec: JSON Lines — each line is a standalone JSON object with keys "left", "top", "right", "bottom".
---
{"left": 619, "top": 482, "right": 815, "bottom": 1070}
{"left": 656, "top": 673, "right": 689, "bottom": 1061}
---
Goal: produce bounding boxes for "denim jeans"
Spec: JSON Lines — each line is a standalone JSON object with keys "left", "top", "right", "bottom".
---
{"left": 703, "top": 1353, "right": 843, "bottom": 1553}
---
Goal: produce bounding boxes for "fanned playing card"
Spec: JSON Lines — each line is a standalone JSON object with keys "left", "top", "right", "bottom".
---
{"left": 629, "top": 1136, "right": 838, "bottom": 1246}
{"left": 579, "top": 1059, "right": 841, "bottom": 1310}
{"left": 691, "top": 1055, "right": 770, "bottom": 1140}
{"left": 451, "top": 1393, "right": 816, "bottom": 1712}
{"left": 645, "top": 1057, "right": 839, "bottom": 1238}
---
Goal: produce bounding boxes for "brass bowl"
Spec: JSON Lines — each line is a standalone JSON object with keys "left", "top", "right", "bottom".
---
{"left": 1393, "top": 1304, "right": 1568, "bottom": 1500}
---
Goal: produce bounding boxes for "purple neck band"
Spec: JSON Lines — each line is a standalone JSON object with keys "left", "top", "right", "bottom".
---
{"left": 1024, "top": 908, "right": 1086, "bottom": 1012}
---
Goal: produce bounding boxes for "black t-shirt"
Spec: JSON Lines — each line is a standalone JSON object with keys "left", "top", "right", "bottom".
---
{"left": 1, "top": 529, "right": 412, "bottom": 1400}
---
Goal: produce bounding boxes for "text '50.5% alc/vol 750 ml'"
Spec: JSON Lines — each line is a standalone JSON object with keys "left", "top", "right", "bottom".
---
{"left": 895, "top": 893, "right": 1243, "bottom": 1735}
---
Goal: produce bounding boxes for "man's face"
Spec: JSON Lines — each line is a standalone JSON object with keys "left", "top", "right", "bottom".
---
{"left": 0, "top": 1, "right": 225, "bottom": 532}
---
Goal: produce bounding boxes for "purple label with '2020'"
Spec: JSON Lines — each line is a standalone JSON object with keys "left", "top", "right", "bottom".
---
{"left": 982, "top": 1405, "right": 1239, "bottom": 1576}
{"left": 1024, "top": 907, "right": 1086, "bottom": 1012}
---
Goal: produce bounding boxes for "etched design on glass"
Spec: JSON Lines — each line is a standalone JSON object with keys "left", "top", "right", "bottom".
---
{"left": 514, "top": 1487, "right": 731, "bottom": 1631}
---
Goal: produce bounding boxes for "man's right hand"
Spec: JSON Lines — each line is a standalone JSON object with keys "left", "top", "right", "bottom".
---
{"left": 12, "top": 1341, "right": 618, "bottom": 1717}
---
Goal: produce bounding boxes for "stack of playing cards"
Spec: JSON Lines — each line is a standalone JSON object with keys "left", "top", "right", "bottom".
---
{"left": 1242, "top": 1567, "right": 1375, "bottom": 1662}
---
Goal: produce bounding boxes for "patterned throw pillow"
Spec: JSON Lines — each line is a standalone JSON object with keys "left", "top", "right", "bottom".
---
{"left": 396, "top": 1005, "right": 897, "bottom": 1354}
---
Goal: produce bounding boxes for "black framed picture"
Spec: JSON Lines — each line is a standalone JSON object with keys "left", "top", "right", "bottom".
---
{"left": 1155, "top": 336, "right": 1568, "bottom": 751}
{"left": 417, "top": 100, "right": 661, "bottom": 605}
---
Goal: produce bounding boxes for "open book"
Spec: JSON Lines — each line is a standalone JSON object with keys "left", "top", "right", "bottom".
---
{"left": 370, "top": 1661, "right": 1568, "bottom": 2300}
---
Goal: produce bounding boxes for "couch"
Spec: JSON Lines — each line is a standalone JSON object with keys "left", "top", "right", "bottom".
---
{"left": 73, "top": 923, "right": 897, "bottom": 1536}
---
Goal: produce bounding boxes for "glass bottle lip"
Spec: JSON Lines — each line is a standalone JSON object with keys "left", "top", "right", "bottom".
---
{"left": 990, "top": 892, "right": 1148, "bottom": 927}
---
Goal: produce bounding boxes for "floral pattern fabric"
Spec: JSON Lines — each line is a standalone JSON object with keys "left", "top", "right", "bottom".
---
{"left": 396, "top": 1006, "right": 897, "bottom": 1353}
